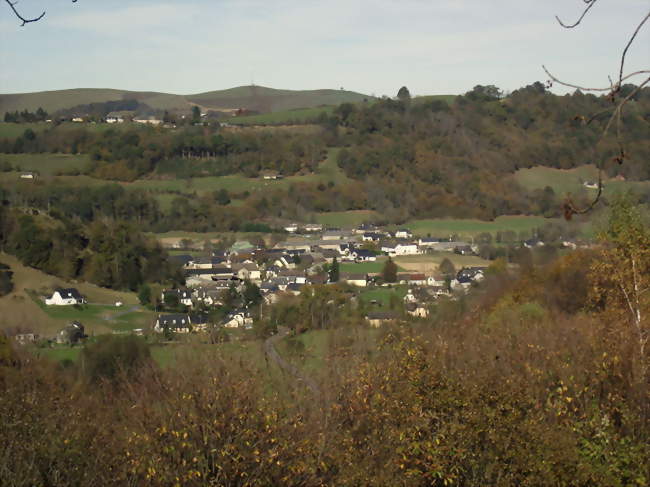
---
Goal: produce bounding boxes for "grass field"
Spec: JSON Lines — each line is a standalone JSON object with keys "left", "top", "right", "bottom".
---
{"left": 0, "top": 122, "right": 50, "bottom": 138}
{"left": 340, "top": 256, "right": 404, "bottom": 275}
{"left": 225, "top": 106, "right": 335, "bottom": 126}
{"left": 514, "top": 165, "right": 650, "bottom": 198}
{"left": 359, "top": 285, "right": 408, "bottom": 307}
{"left": 404, "top": 215, "right": 557, "bottom": 239}
{"left": 394, "top": 253, "right": 491, "bottom": 273}
{"left": 32, "top": 346, "right": 82, "bottom": 363}
{"left": 0, "top": 153, "right": 90, "bottom": 176}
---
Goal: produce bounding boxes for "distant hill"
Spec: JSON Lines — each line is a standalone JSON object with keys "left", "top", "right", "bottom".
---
{"left": 0, "top": 85, "right": 373, "bottom": 116}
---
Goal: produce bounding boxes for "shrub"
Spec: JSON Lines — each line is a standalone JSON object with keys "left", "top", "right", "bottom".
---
{"left": 80, "top": 335, "right": 153, "bottom": 384}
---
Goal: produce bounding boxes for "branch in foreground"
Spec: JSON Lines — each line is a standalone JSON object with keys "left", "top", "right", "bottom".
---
{"left": 5, "top": 0, "right": 78, "bottom": 26}
{"left": 549, "top": 1, "right": 650, "bottom": 218}
{"left": 555, "top": 0, "right": 598, "bottom": 29}
{"left": 5, "top": 0, "right": 44, "bottom": 25}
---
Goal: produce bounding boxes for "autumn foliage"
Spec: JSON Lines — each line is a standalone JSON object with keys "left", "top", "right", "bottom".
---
{"left": 1, "top": 206, "right": 649, "bottom": 485}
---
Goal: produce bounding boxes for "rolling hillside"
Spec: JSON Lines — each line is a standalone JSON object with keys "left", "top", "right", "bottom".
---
{"left": 0, "top": 85, "right": 372, "bottom": 115}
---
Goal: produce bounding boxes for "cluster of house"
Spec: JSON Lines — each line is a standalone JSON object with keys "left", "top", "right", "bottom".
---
{"left": 156, "top": 225, "right": 488, "bottom": 333}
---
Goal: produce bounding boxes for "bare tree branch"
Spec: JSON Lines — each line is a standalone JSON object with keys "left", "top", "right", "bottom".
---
{"left": 555, "top": 0, "right": 598, "bottom": 29}
{"left": 5, "top": 0, "right": 44, "bottom": 25}
{"left": 546, "top": 2, "right": 650, "bottom": 218}
{"left": 618, "top": 11, "right": 650, "bottom": 89}
{"left": 5, "top": 0, "right": 77, "bottom": 26}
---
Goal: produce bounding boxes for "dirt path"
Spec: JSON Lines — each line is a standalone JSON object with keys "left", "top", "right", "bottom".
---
{"left": 264, "top": 327, "right": 320, "bottom": 396}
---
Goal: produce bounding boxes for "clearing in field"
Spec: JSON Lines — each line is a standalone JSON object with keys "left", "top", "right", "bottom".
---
{"left": 224, "top": 106, "right": 335, "bottom": 126}
{"left": 393, "top": 253, "right": 491, "bottom": 274}
{"left": 358, "top": 285, "right": 408, "bottom": 307}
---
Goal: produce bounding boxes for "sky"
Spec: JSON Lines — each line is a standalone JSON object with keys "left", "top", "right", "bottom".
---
{"left": 0, "top": 0, "right": 648, "bottom": 97}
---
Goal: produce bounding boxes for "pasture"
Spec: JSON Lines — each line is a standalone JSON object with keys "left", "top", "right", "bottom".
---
{"left": 514, "top": 165, "right": 650, "bottom": 198}
{"left": 0, "top": 122, "right": 49, "bottom": 138}
{"left": 225, "top": 106, "right": 335, "bottom": 126}
{"left": 340, "top": 258, "right": 393, "bottom": 274}
{"left": 358, "top": 285, "right": 408, "bottom": 307}
{"left": 404, "top": 215, "right": 556, "bottom": 239}
{"left": 0, "top": 153, "right": 90, "bottom": 176}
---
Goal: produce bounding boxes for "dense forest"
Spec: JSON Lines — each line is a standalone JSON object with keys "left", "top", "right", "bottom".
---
{"left": 2, "top": 84, "right": 649, "bottom": 228}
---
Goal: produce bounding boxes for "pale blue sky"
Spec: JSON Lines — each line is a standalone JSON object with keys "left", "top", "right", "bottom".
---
{"left": 1, "top": 0, "right": 648, "bottom": 96}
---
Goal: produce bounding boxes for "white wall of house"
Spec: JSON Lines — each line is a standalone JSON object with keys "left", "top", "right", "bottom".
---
{"left": 45, "top": 292, "right": 83, "bottom": 306}
{"left": 345, "top": 279, "right": 367, "bottom": 287}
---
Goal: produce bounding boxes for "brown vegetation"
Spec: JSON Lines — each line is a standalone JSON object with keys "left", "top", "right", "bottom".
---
{"left": 1, "top": 224, "right": 648, "bottom": 485}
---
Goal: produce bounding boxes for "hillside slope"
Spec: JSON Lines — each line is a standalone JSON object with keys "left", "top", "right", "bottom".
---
{"left": 187, "top": 86, "right": 371, "bottom": 113}
{"left": 0, "top": 85, "right": 372, "bottom": 115}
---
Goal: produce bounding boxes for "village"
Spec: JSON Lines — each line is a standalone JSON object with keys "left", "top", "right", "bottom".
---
{"left": 28, "top": 222, "right": 498, "bottom": 342}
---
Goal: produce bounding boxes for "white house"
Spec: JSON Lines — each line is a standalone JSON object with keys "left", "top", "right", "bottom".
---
{"left": 406, "top": 302, "right": 429, "bottom": 318}
{"left": 383, "top": 243, "right": 419, "bottom": 256}
{"left": 417, "top": 237, "right": 439, "bottom": 248}
{"left": 106, "top": 112, "right": 125, "bottom": 123}
{"left": 284, "top": 223, "right": 299, "bottom": 233}
{"left": 134, "top": 116, "right": 163, "bottom": 126}
{"left": 223, "top": 312, "right": 252, "bottom": 329}
{"left": 352, "top": 249, "right": 377, "bottom": 262}
{"left": 403, "top": 289, "right": 417, "bottom": 303}
{"left": 20, "top": 172, "right": 36, "bottom": 180}
{"left": 45, "top": 288, "right": 86, "bottom": 306}
{"left": 395, "top": 229, "right": 413, "bottom": 239}
{"left": 304, "top": 223, "right": 323, "bottom": 233}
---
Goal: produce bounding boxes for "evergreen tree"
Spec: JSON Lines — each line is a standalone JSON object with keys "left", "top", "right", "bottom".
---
{"left": 138, "top": 283, "right": 152, "bottom": 306}
{"left": 329, "top": 257, "right": 340, "bottom": 283}
{"left": 439, "top": 258, "right": 456, "bottom": 278}
{"left": 382, "top": 257, "right": 398, "bottom": 283}
{"left": 397, "top": 86, "right": 411, "bottom": 101}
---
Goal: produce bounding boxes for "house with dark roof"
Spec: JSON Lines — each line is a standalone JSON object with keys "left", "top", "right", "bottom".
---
{"left": 161, "top": 288, "right": 193, "bottom": 307}
{"left": 352, "top": 249, "right": 377, "bottom": 262}
{"left": 342, "top": 273, "right": 368, "bottom": 287}
{"left": 45, "top": 288, "right": 86, "bottom": 306}
{"left": 56, "top": 321, "right": 86, "bottom": 344}
{"left": 366, "top": 311, "right": 399, "bottom": 327}
{"left": 154, "top": 314, "right": 192, "bottom": 333}
{"left": 362, "top": 232, "right": 383, "bottom": 242}
{"left": 169, "top": 254, "right": 194, "bottom": 267}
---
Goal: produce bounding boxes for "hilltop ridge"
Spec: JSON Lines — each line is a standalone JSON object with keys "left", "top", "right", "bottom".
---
{"left": 0, "top": 85, "right": 373, "bottom": 115}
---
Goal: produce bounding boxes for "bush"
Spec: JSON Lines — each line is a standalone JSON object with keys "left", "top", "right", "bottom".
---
{"left": 80, "top": 335, "right": 153, "bottom": 383}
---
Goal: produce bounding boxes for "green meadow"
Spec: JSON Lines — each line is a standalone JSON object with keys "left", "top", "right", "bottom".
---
{"left": 514, "top": 165, "right": 650, "bottom": 198}
{"left": 404, "top": 215, "right": 557, "bottom": 239}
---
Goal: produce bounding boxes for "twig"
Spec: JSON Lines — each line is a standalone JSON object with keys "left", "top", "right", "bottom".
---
{"left": 564, "top": 76, "right": 650, "bottom": 217}
{"left": 548, "top": 2, "right": 650, "bottom": 218}
{"left": 618, "top": 12, "right": 650, "bottom": 89}
{"left": 5, "top": 0, "right": 78, "bottom": 26}
{"left": 542, "top": 66, "right": 650, "bottom": 93}
{"left": 555, "top": 0, "right": 598, "bottom": 29}
{"left": 5, "top": 0, "right": 44, "bottom": 26}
